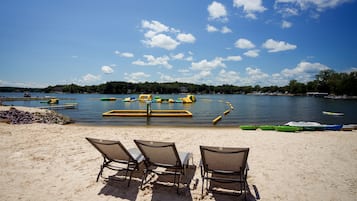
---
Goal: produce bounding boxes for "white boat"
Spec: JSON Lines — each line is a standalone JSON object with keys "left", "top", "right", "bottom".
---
{"left": 322, "top": 111, "right": 344, "bottom": 116}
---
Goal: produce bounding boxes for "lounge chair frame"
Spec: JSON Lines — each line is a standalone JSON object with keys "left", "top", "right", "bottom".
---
{"left": 200, "top": 146, "right": 249, "bottom": 198}
{"left": 86, "top": 137, "right": 143, "bottom": 186}
{"left": 134, "top": 140, "right": 193, "bottom": 193}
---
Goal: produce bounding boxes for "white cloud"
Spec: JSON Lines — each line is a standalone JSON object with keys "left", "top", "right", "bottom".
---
{"left": 191, "top": 57, "right": 226, "bottom": 71}
{"left": 207, "top": 24, "right": 219, "bottom": 32}
{"left": 208, "top": 1, "right": 228, "bottom": 21}
{"left": 281, "top": 61, "right": 329, "bottom": 80}
{"left": 233, "top": 0, "right": 267, "bottom": 19}
{"left": 82, "top": 74, "right": 101, "bottom": 83}
{"left": 101, "top": 66, "right": 114, "bottom": 74}
{"left": 141, "top": 20, "right": 195, "bottom": 50}
{"left": 347, "top": 67, "right": 357, "bottom": 73}
{"left": 207, "top": 24, "right": 232, "bottom": 33}
{"left": 124, "top": 72, "right": 151, "bottom": 83}
{"left": 217, "top": 69, "right": 241, "bottom": 84}
{"left": 262, "top": 39, "right": 297, "bottom": 52}
{"left": 281, "top": 20, "right": 293, "bottom": 29}
{"left": 225, "top": 55, "right": 242, "bottom": 61}
{"left": 178, "top": 69, "right": 190, "bottom": 73}
{"left": 142, "top": 20, "right": 169, "bottom": 35}
{"left": 114, "top": 50, "right": 134, "bottom": 58}
{"left": 143, "top": 34, "right": 179, "bottom": 50}
{"left": 274, "top": 0, "right": 351, "bottom": 18}
{"left": 171, "top": 53, "right": 185, "bottom": 60}
{"left": 244, "top": 49, "right": 260, "bottom": 57}
{"left": 221, "top": 26, "right": 232, "bottom": 33}
{"left": 235, "top": 38, "right": 255, "bottom": 49}
{"left": 186, "top": 56, "right": 193, "bottom": 61}
{"left": 177, "top": 33, "right": 196, "bottom": 43}
{"left": 132, "top": 55, "right": 172, "bottom": 69}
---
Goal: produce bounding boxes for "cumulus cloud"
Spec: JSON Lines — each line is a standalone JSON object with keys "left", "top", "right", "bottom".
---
{"left": 143, "top": 34, "right": 179, "bottom": 50}
{"left": 281, "top": 61, "right": 329, "bottom": 80}
{"left": 281, "top": 20, "right": 293, "bottom": 29}
{"left": 217, "top": 69, "right": 241, "bottom": 84}
{"left": 142, "top": 20, "right": 169, "bottom": 34}
{"left": 233, "top": 0, "right": 267, "bottom": 19}
{"left": 274, "top": 0, "right": 351, "bottom": 18}
{"left": 82, "top": 74, "right": 101, "bottom": 83}
{"left": 101, "top": 66, "right": 114, "bottom": 74}
{"left": 208, "top": 1, "right": 228, "bottom": 21}
{"left": 207, "top": 24, "right": 219, "bottom": 32}
{"left": 221, "top": 26, "right": 232, "bottom": 33}
{"left": 177, "top": 33, "right": 196, "bottom": 43}
{"left": 124, "top": 72, "right": 151, "bottom": 83}
{"left": 262, "top": 39, "right": 297, "bottom": 52}
{"left": 207, "top": 24, "right": 232, "bottom": 33}
{"left": 235, "top": 38, "right": 255, "bottom": 49}
{"left": 114, "top": 50, "right": 134, "bottom": 58}
{"left": 191, "top": 57, "right": 226, "bottom": 71}
{"left": 244, "top": 49, "right": 260, "bottom": 57}
{"left": 132, "top": 55, "right": 172, "bottom": 69}
{"left": 225, "top": 55, "right": 242, "bottom": 61}
{"left": 141, "top": 20, "right": 195, "bottom": 50}
{"left": 171, "top": 53, "right": 185, "bottom": 60}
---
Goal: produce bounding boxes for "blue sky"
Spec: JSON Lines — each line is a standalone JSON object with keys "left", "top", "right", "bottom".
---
{"left": 1, "top": 0, "right": 356, "bottom": 88}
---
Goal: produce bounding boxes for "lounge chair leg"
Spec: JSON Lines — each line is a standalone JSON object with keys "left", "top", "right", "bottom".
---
{"left": 96, "top": 165, "right": 104, "bottom": 182}
{"left": 140, "top": 169, "right": 148, "bottom": 190}
{"left": 201, "top": 177, "right": 204, "bottom": 197}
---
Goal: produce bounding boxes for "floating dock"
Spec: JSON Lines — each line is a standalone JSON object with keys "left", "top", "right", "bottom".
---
{"left": 38, "top": 103, "right": 78, "bottom": 110}
{"left": 102, "top": 110, "right": 192, "bottom": 117}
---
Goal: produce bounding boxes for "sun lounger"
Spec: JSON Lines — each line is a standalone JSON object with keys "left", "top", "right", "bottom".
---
{"left": 200, "top": 145, "right": 250, "bottom": 199}
{"left": 86, "top": 137, "right": 143, "bottom": 186}
{"left": 134, "top": 140, "right": 193, "bottom": 193}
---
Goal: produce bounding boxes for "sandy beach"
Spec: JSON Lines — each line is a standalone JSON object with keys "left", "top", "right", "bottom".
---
{"left": 0, "top": 122, "right": 356, "bottom": 201}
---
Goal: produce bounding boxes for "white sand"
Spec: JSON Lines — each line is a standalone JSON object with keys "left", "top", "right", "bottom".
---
{"left": 0, "top": 123, "right": 356, "bottom": 201}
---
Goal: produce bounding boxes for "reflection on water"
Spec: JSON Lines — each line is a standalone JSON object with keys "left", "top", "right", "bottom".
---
{"left": 1, "top": 93, "right": 356, "bottom": 126}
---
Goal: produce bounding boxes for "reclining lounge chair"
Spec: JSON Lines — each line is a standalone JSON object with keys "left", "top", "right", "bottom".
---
{"left": 134, "top": 140, "right": 193, "bottom": 193}
{"left": 86, "top": 137, "right": 143, "bottom": 186}
{"left": 200, "top": 145, "right": 250, "bottom": 199}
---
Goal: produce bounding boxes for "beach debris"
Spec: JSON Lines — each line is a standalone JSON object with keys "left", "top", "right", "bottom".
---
{"left": 0, "top": 107, "right": 72, "bottom": 125}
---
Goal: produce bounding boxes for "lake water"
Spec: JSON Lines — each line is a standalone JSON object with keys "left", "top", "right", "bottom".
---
{"left": 1, "top": 92, "right": 356, "bottom": 126}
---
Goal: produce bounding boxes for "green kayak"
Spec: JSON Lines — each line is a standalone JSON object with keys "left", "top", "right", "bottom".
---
{"left": 240, "top": 125, "right": 258, "bottom": 130}
{"left": 259, "top": 125, "right": 276, "bottom": 130}
{"left": 275, "top": 126, "right": 300, "bottom": 132}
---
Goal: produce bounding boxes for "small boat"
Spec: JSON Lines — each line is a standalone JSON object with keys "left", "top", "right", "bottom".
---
{"left": 48, "top": 98, "right": 59, "bottom": 104}
{"left": 122, "top": 97, "right": 136, "bottom": 102}
{"left": 322, "top": 111, "right": 344, "bottom": 116}
{"left": 275, "top": 126, "right": 300, "bottom": 132}
{"left": 240, "top": 125, "right": 258, "bottom": 130}
{"left": 23, "top": 92, "right": 31, "bottom": 97}
{"left": 100, "top": 97, "right": 117, "bottom": 101}
{"left": 285, "top": 121, "right": 342, "bottom": 131}
{"left": 138, "top": 94, "right": 152, "bottom": 102}
{"left": 324, "top": 124, "right": 343, "bottom": 131}
{"left": 180, "top": 95, "right": 196, "bottom": 103}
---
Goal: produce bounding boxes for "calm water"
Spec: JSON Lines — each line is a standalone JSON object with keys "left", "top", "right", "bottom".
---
{"left": 1, "top": 92, "right": 356, "bottom": 126}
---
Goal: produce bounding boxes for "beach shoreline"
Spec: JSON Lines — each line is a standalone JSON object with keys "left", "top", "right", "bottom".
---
{"left": 1, "top": 123, "right": 356, "bottom": 201}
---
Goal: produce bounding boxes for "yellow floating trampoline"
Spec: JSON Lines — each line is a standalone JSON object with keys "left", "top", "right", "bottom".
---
{"left": 102, "top": 110, "right": 193, "bottom": 117}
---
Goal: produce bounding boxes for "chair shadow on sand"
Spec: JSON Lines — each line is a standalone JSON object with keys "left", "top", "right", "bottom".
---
{"left": 149, "top": 164, "right": 197, "bottom": 201}
{"left": 97, "top": 164, "right": 197, "bottom": 201}
{"left": 207, "top": 173, "right": 260, "bottom": 201}
{"left": 97, "top": 163, "right": 145, "bottom": 201}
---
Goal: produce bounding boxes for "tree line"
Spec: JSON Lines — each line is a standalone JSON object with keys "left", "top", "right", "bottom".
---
{"left": 1, "top": 70, "right": 356, "bottom": 96}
